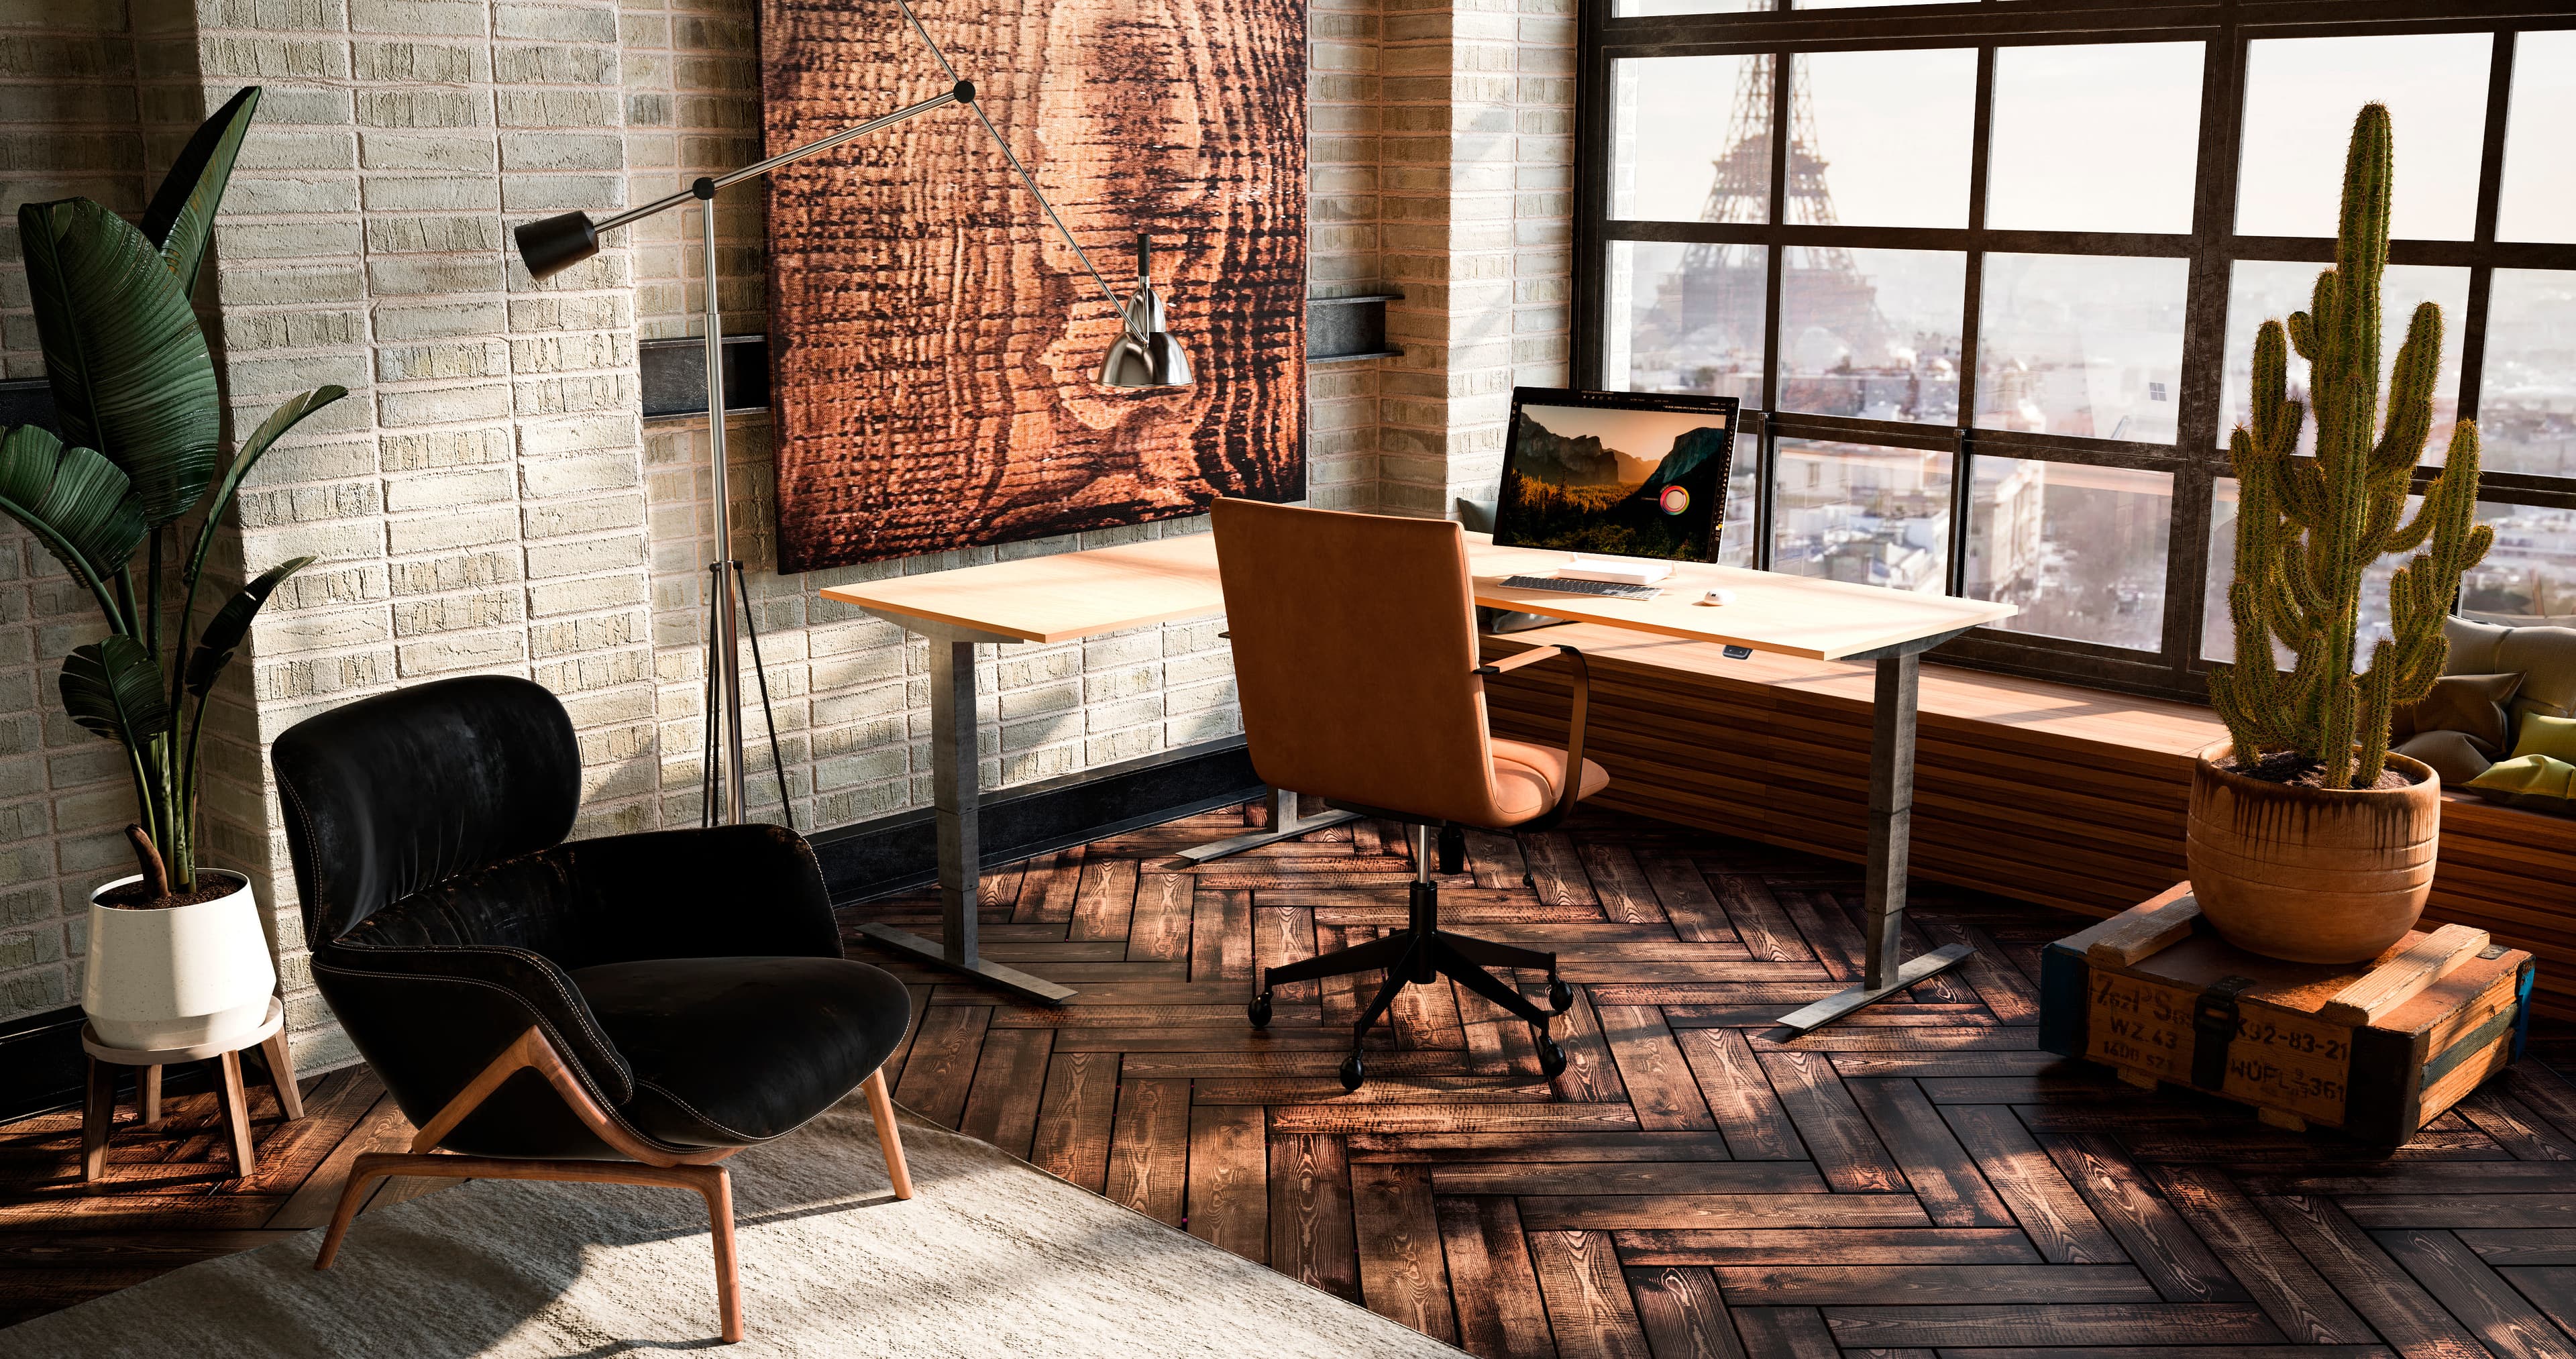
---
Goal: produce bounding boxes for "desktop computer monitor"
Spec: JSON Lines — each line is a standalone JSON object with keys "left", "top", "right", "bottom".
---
{"left": 1491, "top": 387, "right": 1739, "bottom": 562}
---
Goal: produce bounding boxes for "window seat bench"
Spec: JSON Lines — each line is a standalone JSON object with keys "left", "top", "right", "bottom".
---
{"left": 1479, "top": 623, "right": 2576, "bottom": 1018}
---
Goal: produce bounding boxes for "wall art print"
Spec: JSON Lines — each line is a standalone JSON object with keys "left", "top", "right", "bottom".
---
{"left": 759, "top": 0, "right": 1307, "bottom": 571}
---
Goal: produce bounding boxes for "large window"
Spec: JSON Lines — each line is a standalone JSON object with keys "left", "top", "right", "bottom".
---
{"left": 1578, "top": 7, "right": 2576, "bottom": 696}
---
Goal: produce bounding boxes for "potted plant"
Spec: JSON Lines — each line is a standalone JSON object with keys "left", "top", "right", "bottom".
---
{"left": 2197, "top": 103, "right": 2490, "bottom": 964}
{"left": 9, "top": 86, "right": 345, "bottom": 1048}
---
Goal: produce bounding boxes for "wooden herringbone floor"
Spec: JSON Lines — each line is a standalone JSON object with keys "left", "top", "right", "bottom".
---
{"left": 9, "top": 802, "right": 2576, "bottom": 1358}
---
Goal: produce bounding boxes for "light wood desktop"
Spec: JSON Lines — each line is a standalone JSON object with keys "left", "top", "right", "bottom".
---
{"left": 822, "top": 527, "right": 2012, "bottom": 1026}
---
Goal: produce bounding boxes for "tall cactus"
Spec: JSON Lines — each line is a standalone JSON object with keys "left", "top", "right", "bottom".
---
{"left": 2206, "top": 103, "right": 2490, "bottom": 791}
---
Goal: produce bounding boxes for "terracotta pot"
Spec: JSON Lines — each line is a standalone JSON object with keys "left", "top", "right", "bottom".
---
{"left": 2184, "top": 741, "right": 2443, "bottom": 964}
{"left": 81, "top": 870, "right": 275, "bottom": 1050}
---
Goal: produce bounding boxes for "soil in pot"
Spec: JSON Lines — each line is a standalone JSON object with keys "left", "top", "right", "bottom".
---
{"left": 2222, "top": 749, "right": 2417, "bottom": 792}
{"left": 95, "top": 877, "right": 248, "bottom": 910}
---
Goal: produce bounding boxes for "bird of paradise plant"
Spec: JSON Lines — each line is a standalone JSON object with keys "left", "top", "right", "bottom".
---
{"left": 7, "top": 85, "right": 344, "bottom": 899}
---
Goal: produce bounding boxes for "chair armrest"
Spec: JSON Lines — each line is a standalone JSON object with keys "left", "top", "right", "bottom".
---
{"left": 546, "top": 822, "right": 842, "bottom": 965}
{"left": 315, "top": 941, "right": 635, "bottom": 1109}
{"left": 1474, "top": 643, "right": 1568, "bottom": 677}
{"left": 1477, "top": 644, "right": 1593, "bottom": 830}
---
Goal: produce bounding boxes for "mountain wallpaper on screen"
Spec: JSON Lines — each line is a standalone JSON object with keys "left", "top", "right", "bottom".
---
{"left": 1497, "top": 409, "right": 1732, "bottom": 559}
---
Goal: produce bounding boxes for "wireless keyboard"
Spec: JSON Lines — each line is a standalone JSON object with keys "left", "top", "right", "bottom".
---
{"left": 1501, "top": 574, "right": 1662, "bottom": 601}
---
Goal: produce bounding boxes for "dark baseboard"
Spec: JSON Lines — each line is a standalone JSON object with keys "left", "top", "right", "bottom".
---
{"left": 0, "top": 738, "right": 1263, "bottom": 1123}
{"left": 809, "top": 737, "right": 1263, "bottom": 902}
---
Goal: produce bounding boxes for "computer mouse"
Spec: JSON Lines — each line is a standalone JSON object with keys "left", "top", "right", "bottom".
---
{"left": 1696, "top": 590, "right": 1735, "bottom": 606}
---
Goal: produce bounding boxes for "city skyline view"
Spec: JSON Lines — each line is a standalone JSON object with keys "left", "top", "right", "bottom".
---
{"left": 1593, "top": 27, "right": 2576, "bottom": 668}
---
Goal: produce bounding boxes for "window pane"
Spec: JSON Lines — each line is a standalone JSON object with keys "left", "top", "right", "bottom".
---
{"left": 2499, "top": 32, "right": 2576, "bottom": 244}
{"left": 2220, "top": 260, "right": 2467, "bottom": 461}
{"left": 1986, "top": 43, "right": 2202, "bottom": 235}
{"left": 1796, "top": 49, "right": 1977, "bottom": 229}
{"left": 1772, "top": 438, "right": 1952, "bottom": 592}
{"left": 2482, "top": 269, "right": 2576, "bottom": 478}
{"left": 1976, "top": 254, "right": 2188, "bottom": 443}
{"left": 1611, "top": 56, "right": 1771, "bottom": 223}
{"left": 2463, "top": 501, "right": 2576, "bottom": 626}
{"left": 1966, "top": 459, "right": 2171, "bottom": 651}
{"left": 1717, "top": 451, "right": 1759, "bottom": 570}
{"left": 2204, "top": 478, "right": 2430, "bottom": 665}
{"left": 1605, "top": 240, "right": 1766, "bottom": 407}
{"left": 2237, "top": 34, "right": 2491, "bottom": 241}
{"left": 1779, "top": 248, "right": 1963, "bottom": 424}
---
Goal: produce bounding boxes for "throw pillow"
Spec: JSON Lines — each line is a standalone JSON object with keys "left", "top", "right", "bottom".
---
{"left": 2393, "top": 672, "right": 2522, "bottom": 755}
{"left": 2393, "top": 729, "right": 2496, "bottom": 786}
{"left": 2463, "top": 753, "right": 2576, "bottom": 816}
{"left": 2512, "top": 712, "right": 2576, "bottom": 765}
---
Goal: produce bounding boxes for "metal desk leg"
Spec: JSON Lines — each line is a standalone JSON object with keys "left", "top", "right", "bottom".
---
{"left": 853, "top": 637, "right": 1076, "bottom": 1006}
{"left": 1774, "top": 649, "right": 1972, "bottom": 1032}
{"left": 1174, "top": 785, "right": 1360, "bottom": 864}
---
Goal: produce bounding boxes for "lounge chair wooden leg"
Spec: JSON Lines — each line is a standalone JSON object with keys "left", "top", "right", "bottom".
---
{"left": 863, "top": 1069, "right": 912, "bottom": 1200}
{"left": 138, "top": 1064, "right": 162, "bottom": 1126}
{"left": 216, "top": 1050, "right": 257, "bottom": 1177}
{"left": 315, "top": 1150, "right": 405, "bottom": 1270}
{"left": 260, "top": 1028, "right": 303, "bottom": 1120}
{"left": 693, "top": 1165, "right": 743, "bottom": 1343}
{"left": 81, "top": 1056, "right": 114, "bottom": 1183}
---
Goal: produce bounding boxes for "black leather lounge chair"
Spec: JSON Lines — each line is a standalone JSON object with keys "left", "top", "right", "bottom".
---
{"left": 270, "top": 674, "right": 914, "bottom": 1344}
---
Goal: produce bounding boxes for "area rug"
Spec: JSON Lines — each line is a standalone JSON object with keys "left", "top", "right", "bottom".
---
{"left": 0, "top": 1098, "right": 1463, "bottom": 1358}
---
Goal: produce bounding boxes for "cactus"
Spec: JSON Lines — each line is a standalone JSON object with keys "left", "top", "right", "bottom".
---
{"left": 2206, "top": 103, "right": 2491, "bottom": 791}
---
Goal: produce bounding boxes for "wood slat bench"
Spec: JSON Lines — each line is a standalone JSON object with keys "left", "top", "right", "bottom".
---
{"left": 1480, "top": 623, "right": 2576, "bottom": 1018}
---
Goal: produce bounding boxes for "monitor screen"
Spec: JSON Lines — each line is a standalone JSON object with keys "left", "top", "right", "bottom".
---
{"left": 1491, "top": 387, "right": 1739, "bottom": 562}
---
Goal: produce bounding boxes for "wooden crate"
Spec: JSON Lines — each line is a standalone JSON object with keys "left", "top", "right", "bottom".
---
{"left": 2039, "top": 883, "right": 2534, "bottom": 1144}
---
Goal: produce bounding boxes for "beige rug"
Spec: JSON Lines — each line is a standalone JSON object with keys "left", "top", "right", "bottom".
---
{"left": 1, "top": 1098, "right": 1464, "bottom": 1358}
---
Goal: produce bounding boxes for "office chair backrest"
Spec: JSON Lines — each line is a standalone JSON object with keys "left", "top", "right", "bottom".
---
{"left": 1213, "top": 498, "right": 1516, "bottom": 828}
{"left": 272, "top": 675, "right": 582, "bottom": 942}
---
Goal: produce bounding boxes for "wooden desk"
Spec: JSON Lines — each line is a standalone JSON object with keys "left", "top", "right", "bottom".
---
{"left": 823, "top": 529, "right": 2013, "bottom": 1025}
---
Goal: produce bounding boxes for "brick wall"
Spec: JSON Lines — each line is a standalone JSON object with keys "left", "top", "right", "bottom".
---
{"left": 0, "top": 0, "right": 1575, "bottom": 1064}
{"left": 1379, "top": 0, "right": 1572, "bottom": 518}
{"left": 0, "top": 3, "right": 170, "bottom": 1023}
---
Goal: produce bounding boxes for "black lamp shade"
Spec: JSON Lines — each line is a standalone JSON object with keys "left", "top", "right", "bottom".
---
{"left": 515, "top": 211, "right": 600, "bottom": 281}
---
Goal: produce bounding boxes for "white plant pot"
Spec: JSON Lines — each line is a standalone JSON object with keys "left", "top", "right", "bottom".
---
{"left": 81, "top": 871, "right": 276, "bottom": 1052}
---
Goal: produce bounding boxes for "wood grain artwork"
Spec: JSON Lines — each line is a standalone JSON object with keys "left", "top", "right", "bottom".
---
{"left": 759, "top": 0, "right": 1307, "bottom": 570}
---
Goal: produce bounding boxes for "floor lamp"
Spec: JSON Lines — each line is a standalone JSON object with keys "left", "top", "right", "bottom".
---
{"left": 513, "top": 3, "right": 1192, "bottom": 828}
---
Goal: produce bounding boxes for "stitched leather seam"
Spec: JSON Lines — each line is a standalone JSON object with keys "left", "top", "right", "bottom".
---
{"left": 633, "top": 1077, "right": 772, "bottom": 1144}
{"left": 310, "top": 960, "right": 681, "bottom": 1152}
{"left": 323, "top": 942, "right": 634, "bottom": 1093}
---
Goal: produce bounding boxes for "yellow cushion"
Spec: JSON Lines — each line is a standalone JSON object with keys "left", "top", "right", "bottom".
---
{"left": 2464, "top": 755, "right": 2576, "bottom": 809}
{"left": 2512, "top": 712, "right": 2576, "bottom": 764}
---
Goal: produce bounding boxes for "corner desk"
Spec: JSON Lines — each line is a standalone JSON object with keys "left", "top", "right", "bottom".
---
{"left": 821, "top": 528, "right": 2012, "bottom": 1030}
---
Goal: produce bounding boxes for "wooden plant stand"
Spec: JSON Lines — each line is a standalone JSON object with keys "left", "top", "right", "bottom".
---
{"left": 2039, "top": 883, "right": 2533, "bottom": 1144}
{"left": 81, "top": 997, "right": 300, "bottom": 1181}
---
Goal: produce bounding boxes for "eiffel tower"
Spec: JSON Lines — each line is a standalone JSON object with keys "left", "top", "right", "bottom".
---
{"left": 1642, "top": 55, "right": 1890, "bottom": 391}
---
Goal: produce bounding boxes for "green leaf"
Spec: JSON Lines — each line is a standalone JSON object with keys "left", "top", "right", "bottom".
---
{"left": 184, "top": 555, "right": 311, "bottom": 698}
{"left": 17, "top": 197, "right": 220, "bottom": 526}
{"left": 61, "top": 636, "right": 172, "bottom": 747}
{"left": 0, "top": 425, "right": 147, "bottom": 583}
{"left": 182, "top": 385, "right": 346, "bottom": 597}
{"left": 140, "top": 86, "right": 261, "bottom": 300}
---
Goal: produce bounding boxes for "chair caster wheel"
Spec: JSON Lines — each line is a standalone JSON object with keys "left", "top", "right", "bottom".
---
{"left": 1522, "top": 873, "right": 1536, "bottom": 888}
{"left": 1339, "top": 1054, "right": 1366, "bottom": 1092}
{"left": 1534, "top": 1032, "right": 1567, "bottom": 1079}
{"left": 1547, "top": 977, "right": 1573, "bottom": 1014}
{"left": 1248, "top": 993, "right": 1273, "bottom": 1028}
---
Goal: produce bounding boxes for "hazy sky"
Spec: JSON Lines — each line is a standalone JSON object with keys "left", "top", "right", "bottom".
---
{"left": 1611, "top": 32, "right": 2568, "bottom": 240}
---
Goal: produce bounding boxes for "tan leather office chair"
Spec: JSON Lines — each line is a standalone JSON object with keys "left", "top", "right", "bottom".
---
{"left": 1212, "top": 498, "right": 1609, "bottom": 1089}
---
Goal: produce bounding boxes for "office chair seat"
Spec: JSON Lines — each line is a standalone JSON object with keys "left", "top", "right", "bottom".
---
{"left": 1491, "top": 740, "right": 1611, "bottom": 823}
{"left": 570, "top": 956, "right": 914, "bottom": 1151}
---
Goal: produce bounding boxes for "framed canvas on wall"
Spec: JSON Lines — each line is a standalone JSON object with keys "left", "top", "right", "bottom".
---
{"left": 760, "top": 0, "right": 1308, "bottom": 571}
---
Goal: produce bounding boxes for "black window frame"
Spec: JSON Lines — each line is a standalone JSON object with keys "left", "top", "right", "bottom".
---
{"left": 1574, "top": 0, "right": 2576, "bottom": 702}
